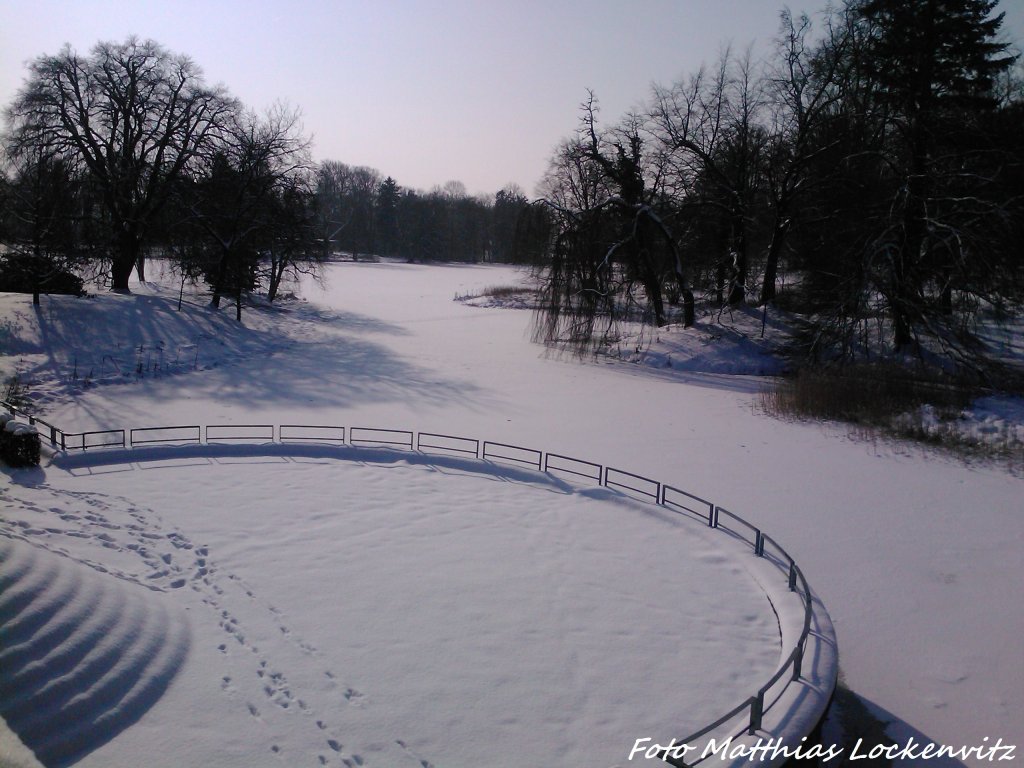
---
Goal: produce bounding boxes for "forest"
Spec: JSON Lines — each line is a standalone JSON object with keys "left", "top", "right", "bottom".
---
{"left": 1, "top": 0, "right": 1022, "bottom": 385}
{"left": 534, "top": 0, "right": 1023, "bottom": 381}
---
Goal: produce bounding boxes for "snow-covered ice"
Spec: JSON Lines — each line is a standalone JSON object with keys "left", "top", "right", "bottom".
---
{"left": 1, "top": 260, "right": 1022, "bottom": 767}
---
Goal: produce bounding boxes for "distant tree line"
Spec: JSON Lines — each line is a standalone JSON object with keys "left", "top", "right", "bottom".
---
{"left": 0, "top": 37, "right": 551, "bottom": 318}
{"left": 534, "top": 0, "right": 1023, "bottom": 377}
{"left": 312, "top": 167, "right": 549, "bottom": 265}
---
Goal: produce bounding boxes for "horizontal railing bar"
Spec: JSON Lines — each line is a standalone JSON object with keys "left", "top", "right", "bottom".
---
{"left": 604, "top": 466, "right": 660, "bottom": 500}
{"left": 62, "top": 430, "right": 126, "bottom": 450}
{"left": 130, "top": 426, "right": 202, "bottom": 446}
{"left": 417, "top": 432, "right": 480, "bottom": 456}
{"left": 279, "top": 424, "right": 346, "bottom": 443}
{"left": 481, "top": 441, "right": 542, "bottom": 470}
{"left": 350, "top": 427, "right": 414, "bottom": 449}
{"left": 716, "top": 507, "right": 762, "bottom": 550}
{"left": 661, "top": 485, "right": 715, "bottom": 524}
{"left": 543, "top": 453, "right": 602, "bottom": 482}
{"left": 666, "top": 697, "right": 756, "bottom": 765}
{"left": 206, "top": 424, "right": 275, "bottom": 442}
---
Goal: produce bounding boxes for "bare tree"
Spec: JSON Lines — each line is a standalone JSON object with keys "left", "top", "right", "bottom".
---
{"left": 186, "top": 103, "right": 313, "bottom": 320}
{"left": 533, "top": 94, "right": 695, "bottom": 355}
{"left": 263, "top": 170, "right": 319, "bottom": 303}
{"left": 759, "top": 9, "right": 851, "bottom": 304}
{"left": 4, "top": 37, "right": 237, "bottom": 291}
{"left": 315, "top": 161, "right": 380, "bottom": 260}
{"left": 651, "top": 47, "right": 768, "bottom": 306}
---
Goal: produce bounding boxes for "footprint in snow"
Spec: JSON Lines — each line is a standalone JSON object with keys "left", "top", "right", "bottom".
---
{"left": 343, "top": 688, "right": 364, "bottom": 704}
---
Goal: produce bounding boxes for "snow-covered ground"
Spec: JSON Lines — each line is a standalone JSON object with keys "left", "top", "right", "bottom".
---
{"left": 1, "top": 261, "right": 1022, "bottom": 767}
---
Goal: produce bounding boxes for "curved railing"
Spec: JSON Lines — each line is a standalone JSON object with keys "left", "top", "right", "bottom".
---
{"left": 1, "top": 402, "right": 830, "bottom": 762}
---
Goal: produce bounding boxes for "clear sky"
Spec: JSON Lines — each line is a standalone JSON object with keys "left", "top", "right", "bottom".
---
{"left": 2, "top": 1, "right": 1022, "bottom": 198}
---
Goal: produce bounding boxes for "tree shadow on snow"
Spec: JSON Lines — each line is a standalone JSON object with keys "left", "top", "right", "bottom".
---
{"left": 26, "top": 291, "right": 479, "bottom": 413}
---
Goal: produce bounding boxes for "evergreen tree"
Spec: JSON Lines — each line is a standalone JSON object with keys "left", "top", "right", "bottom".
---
{"left": 375, "top": 176, "right": 401, "bottom": 257}
{"left": 856, "top": 0, "right": 1017, "bottom": 349}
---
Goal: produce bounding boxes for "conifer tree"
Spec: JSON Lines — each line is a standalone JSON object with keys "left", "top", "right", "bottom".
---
{"left": 856, "top": 0, "right": 1017, "bottom": 348}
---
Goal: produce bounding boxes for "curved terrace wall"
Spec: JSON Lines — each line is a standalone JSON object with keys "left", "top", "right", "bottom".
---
{"left": 2, "top": 402, "right": 838, "bottom": 766}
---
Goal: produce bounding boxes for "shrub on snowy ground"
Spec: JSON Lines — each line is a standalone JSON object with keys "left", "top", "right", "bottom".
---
{"left": 0, "top": 417, "right": 40, "bottom": 467}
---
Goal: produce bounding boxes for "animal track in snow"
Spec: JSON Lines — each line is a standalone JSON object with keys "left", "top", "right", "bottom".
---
{"left": 343, "top": 687, "right": 364, "bottom": 705}
{"left": 397, "top": 740, "right": 435, "bottom": 768}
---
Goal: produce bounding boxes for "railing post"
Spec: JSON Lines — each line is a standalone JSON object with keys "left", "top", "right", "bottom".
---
{"left": 748, "top": 693, "right": 764, "bottom": 734}
{"left": 793, "top": 643, "right": 804, "bottom": 681}
{"left": 788, "top": 562, "right": 798, "bottom": 591}
{"left": 755, "top": 532, "right": 765, "bottom": 557}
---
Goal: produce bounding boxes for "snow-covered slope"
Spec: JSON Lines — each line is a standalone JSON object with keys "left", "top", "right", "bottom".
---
{"left": 0, "top": 536, "right": 189, "bottom": 766}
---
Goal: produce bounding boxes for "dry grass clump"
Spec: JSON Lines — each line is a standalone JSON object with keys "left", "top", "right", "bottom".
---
{"left": 763, "top": 364, "right": 971, "bottom": 425}
{"left": 480, "top": 284, "right": 537, "bottom": 299}
{"left": 763, "top": 363, "right": 1023, "bottom": 468}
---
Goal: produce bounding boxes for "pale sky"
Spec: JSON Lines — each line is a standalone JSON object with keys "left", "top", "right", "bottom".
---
{"left": 2, "top": 1, "right": 1022, "bottom": 198}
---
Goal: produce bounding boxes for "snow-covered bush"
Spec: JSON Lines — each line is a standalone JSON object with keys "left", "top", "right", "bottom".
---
{"left": 1, "top": 418, "right": 41, "bottom": 467}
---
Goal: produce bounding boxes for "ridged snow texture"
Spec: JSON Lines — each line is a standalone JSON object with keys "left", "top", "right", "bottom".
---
{"left": 0, "top": 536, "right": 189, "bottom": 766}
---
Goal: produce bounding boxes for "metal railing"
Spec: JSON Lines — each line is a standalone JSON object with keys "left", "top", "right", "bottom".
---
{"left": 130, "top": 425, "right": 202, "bottom": 447}
{"left": 0, "top": 401, "right": 821, "bottom": 757}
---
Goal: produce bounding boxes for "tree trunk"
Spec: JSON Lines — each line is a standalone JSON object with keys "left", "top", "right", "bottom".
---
{"left": 893, "top": 119, "right": 929, "bottom": 351}
{"left": 727, "top": 215, "right": 747, "bottom": 305}
{"left": 940, "top": 285, "right": 952, "bottom": 315}
{"left": 111, "top": 232, "right": 140, "bottom": 292}
{"left": 760, "top": 217, "right": 789, "bottom": 305}
{"left": 267, "top": 256, "right": 286, "bottom": 302}
{"left": 32, "top": 247, "right": 41, "bottom": 306}
{"left": 642, "top": 271, "right": 667, "bottom": 327}
{"left": 681, "top": 287, "right": 695, "bottom": 327}
{"left": 210, "top": 250, "right": 229, "bottom": 309}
